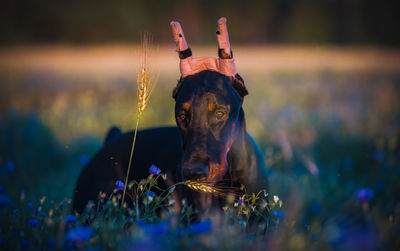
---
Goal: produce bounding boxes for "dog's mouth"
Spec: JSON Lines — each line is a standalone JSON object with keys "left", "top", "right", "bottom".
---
{"left": 193, "top": 176, "right": 207, "bottom": 182}
{"left": 182, "top": 162, "right": 227, "bottom": 186}
{"left": 183, "top": 173, "right": 236, "bottom": 199}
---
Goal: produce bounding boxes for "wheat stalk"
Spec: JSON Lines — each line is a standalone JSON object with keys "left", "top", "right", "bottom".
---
{"left": 183, "top": 180, "right": 241, "bottom": 198}
{"left": 122, "top": 33, "right": 155, "bottom": 205}
{"left": 184, "top": 180, "right": 218, "bottom": 193}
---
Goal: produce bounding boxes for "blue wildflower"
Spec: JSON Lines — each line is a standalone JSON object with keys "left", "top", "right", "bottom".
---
{"left": 137, "top": 221, "right": 169, "bottom": 235}
{"left": 273, "top": 211, "right": 285, "bottom": 219}
{"left": 343, "top": 157, "right": 354, "bottom": 171}
{"left": 79, "top": 154, "right": 90, "bottom": 166}
{"left": 245, "top": 233, "right": 255, "bottom": 241}
{"left": 47, "top": 238, "right": 56, "bottom": 248}
{"left": 145, "top": 191, "right": 155, "bottom": 197}
{"left": 115, "top": 180, "right": 125, "bottom": 190}
{"left": 27, "top": 202, "right": 33, "bottom": 209}
{"left": 66, "top": 226, "right": 93, "bottom": 244}
{"left": 325, "top": 224, "right": 342, "bottom": 243}
{"left": 6, "top": 159, "right": 15, "bottom": 173}
{"left": 355, "top": 188, "right": 374, "bottom": 202}
{"left": 238, "top": 197, "right": 244, "bottom": 206}
{"left": 238, "top": 220, "right": 246, "bottom": 228}
{"left": 0, "top": 195, "right": 11, "bottom": 207}
{"left": 28, "top": 218, "right": 40, "bottom": 227}
{"left": 64, "top": 215, "right": 77, "bottom": 224}
{"left": 311, "top": 202, "right": 323, "bottom": 214}
{"left": 376, "top": 180, "right": 384, "bottom": 191}
{"left": 373, "top": 149, "right": 384, "bottom": 162}
{"left": 189, "top": 220, "right": 212, "bottom": 234}
{"left": 178, "top": 220, "right": 213, "bottom": 235}
{"left": 149, "top": 164, "right": 161, "bottom": 175}
{"left": 21, "top": 240, "right": 30, "bottom": 249}
{"left": 20, "top": 190, "right": 25, "bottom": 201}
{"left": 0, "top": 185, "right": 3, "bottom": 193}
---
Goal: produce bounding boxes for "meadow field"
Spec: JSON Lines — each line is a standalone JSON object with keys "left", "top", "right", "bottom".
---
{"left": 0, "top": 45, "right": 399, "bottom": 250}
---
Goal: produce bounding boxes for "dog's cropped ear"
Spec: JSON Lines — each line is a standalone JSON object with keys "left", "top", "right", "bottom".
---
{"left": 172, "top": 78, "right": 183, "bottom": 100}
{"left": 230, "top": 73, "right": 248, "bottom": 100}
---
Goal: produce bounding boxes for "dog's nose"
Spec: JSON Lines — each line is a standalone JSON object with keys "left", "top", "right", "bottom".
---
{"left": 182, "top": 164, "right": 209, "bottom": 181}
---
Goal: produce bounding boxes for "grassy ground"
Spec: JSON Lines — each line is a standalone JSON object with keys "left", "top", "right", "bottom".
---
{"left": 0, "top": 45, "right": 399, "bottom": 250}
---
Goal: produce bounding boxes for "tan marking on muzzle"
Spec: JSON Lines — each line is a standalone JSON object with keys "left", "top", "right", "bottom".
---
{"left": 208, "top": 158, "right": 227, "bottom": 183}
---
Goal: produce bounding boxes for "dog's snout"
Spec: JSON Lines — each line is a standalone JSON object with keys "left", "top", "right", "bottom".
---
{"left": 182, "top": 164, "right": 209, "bottom": 181}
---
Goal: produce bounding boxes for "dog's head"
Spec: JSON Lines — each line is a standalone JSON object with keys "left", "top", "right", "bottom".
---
{"left": 174, "top": 71, "right": 247, "bottom": 183}
{"left": 170, "top": 18, "right": 248, "bottom": 184}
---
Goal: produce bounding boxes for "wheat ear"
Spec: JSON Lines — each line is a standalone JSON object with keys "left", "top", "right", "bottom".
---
{"left": 184, "top": 180, "right": 218, "bottom": 193}
{"left": 183, "top": 180, "right": 242, "bottom": 198}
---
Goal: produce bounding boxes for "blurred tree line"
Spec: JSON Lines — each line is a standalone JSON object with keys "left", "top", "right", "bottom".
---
{"left": 1, "top": 0, "right": 398, "bottom": 45}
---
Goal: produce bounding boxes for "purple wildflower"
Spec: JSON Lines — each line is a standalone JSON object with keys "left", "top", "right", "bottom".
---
{"left": 273, "top": 211, "right": 285, "bottom": 219}
{"left": 238, "top": 197, "right": 244, "bottom": 206}
{"left": 149, "top": 164, "right": 161, "bottom": 175}
{"left": 145, "top": 191, "right": 155, "bottom": 197}
{"left": 28, "top": 218, "right": 40, "bottom": 227}
{"left": 355, "top": 188, "right": 374, "bottom": 202}
{"left": 66, "top": 226, "right": 93, "bottom": 244}
{"left": 64, "top": 215, "right": 77, "bottom": 224}
{"left": 0, "top": 195, "right": 11, "bottom": 207}
{"left": 115, "top": 180, "right": 125, "bottom": 191}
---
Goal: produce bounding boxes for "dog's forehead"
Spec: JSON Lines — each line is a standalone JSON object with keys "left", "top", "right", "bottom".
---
{"left": 179, "top": 85, "right": 230, "bottom": 107}
{"left": 177, "top": 72, "right": 239, "bottom": 106}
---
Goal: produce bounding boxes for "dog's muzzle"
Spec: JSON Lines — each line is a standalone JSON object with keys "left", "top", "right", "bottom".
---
{"left": 182, "top": 163, "right": 209, "bottom": 181}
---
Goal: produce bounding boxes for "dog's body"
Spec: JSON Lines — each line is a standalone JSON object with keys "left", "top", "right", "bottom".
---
{"left": 73, "top": 18, "right": 269, "bottom": 214}
{"left": 73, "top": 71, "right": 268, "bottom": 213}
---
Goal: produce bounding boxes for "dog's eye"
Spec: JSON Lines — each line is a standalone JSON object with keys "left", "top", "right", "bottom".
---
{"left": 215, "top": 111, "right": 225, "bottom": 120}
{"left": 178, "top": 113, "right": 186, "bottom": 121}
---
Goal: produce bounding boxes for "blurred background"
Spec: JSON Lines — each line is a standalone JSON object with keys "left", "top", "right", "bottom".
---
{"left": 0, "top": 0, "right": 399, "bottom": 249}
{"left": 1, "top": 0, "right": 399, "bottom": 44}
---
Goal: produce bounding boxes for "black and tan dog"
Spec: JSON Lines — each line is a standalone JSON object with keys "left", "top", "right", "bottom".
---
{"left": 72, "top": 18, "right": 268, "bottom": 214}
